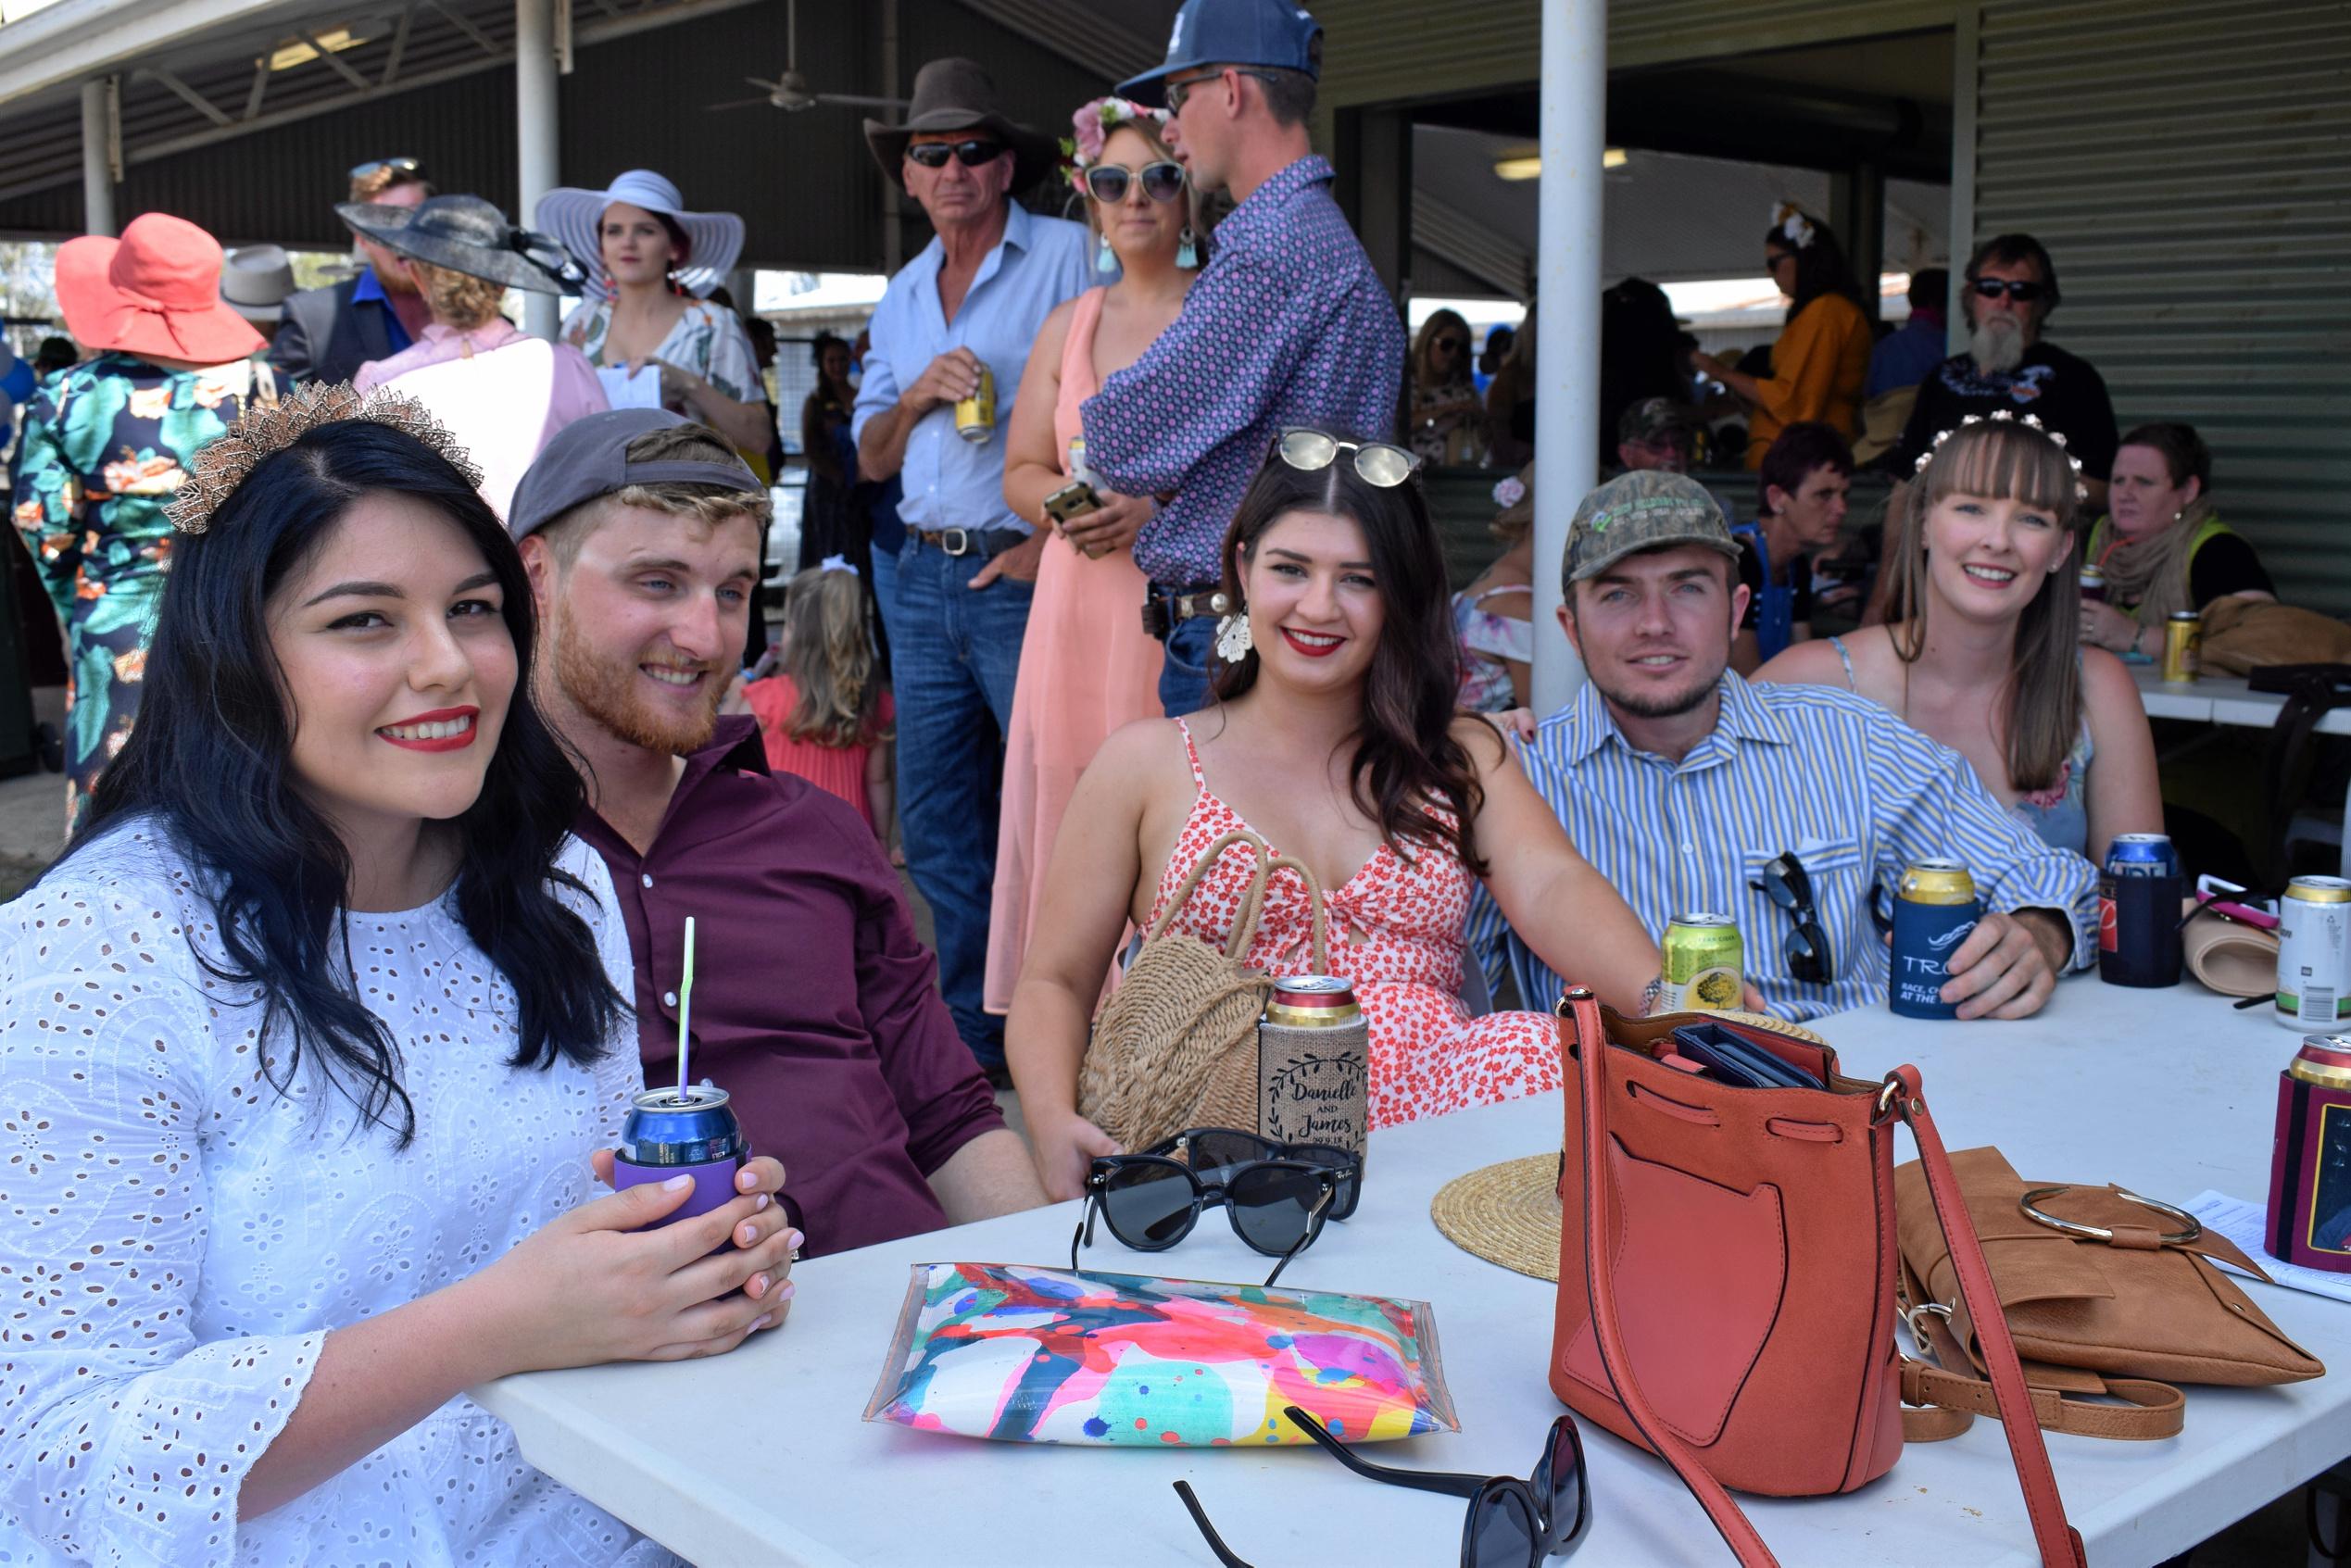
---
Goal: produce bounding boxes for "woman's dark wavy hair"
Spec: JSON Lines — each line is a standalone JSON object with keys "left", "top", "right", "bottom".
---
{"left": 1765, "top": 209, "right": 1866, "bottom": 320}
{"left": 1209, "top": 437, "right": 1486, "bottom": 875}
{"left": 64, "top": 420, "right": 625, "bottom": 1146}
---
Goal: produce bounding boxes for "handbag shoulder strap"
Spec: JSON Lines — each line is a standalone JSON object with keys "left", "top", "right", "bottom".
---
{"left": 1563, "top": 991, "right": 2086, "bottom": 1568}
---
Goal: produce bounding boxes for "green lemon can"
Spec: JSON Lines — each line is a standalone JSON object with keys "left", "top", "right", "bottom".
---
{"left": 1663, "top": 913, "right": 1744, "bottom": 1012}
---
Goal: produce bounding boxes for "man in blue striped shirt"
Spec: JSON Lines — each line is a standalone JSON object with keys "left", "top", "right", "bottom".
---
{"left": 1469, "top": 471, "right": 2095, "bottom": 1022}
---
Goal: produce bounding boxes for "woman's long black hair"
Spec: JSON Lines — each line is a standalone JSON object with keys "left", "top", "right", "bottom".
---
{"left": 1766, "top": 209, "right": 1866, "bottom": 320}
{"left": 1210, "top": 438, "right": 1488, "bottom": 875}
{"left": 64, "top": 419, "right": 625, "bottom": 1146}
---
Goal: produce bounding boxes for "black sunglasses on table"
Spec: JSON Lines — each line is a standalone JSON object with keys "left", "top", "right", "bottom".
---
{"left": 1175, "top": 1405, "right": 1590, "bottom": 1567}
{"left": 1070, "top": 1127, "right": 1358, "bottom": 1288}
{"left": 1750, "top": 850, "right": 1833, "bottom": 985}
{"left": 1084, "top": 160, "right": 1188, "bottom": 206}
{"left": 906, "top": 139, "right": 1006, "bottom": 169}
{"left": 1970, "top": 277, "right": 2047, "bottom": 302}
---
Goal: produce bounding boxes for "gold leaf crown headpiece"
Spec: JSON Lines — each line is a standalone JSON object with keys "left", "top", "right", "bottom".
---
{"left": 165, "top": 382, "right": 486, "bottom": 534}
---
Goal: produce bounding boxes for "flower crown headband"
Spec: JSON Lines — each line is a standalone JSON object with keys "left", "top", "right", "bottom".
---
{"left": 1771, "top": 202, "right": 1817, "bottom": 251}
{"left": 164, "top": 383, "right": 484, "bottom": 534}
{"left": 1062, "top": 96, "right": 1178, "bottom": 190}
{"left": 1913, "top": 410, "right": 2089, "bottom": 504}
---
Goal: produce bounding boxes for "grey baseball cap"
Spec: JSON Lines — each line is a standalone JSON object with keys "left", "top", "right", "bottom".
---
{"left": 1564, "top": 470, "right": 1741, "bottom": 583}
{"left": 507, "top": 408, "right": 763, "bottom": 542}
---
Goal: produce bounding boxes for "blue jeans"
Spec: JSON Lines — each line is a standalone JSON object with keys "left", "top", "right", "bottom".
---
{"left": 1158, "top": 609, "right": 1216, "bottom": 718}
{"left": 892, "top": 538, "right": 1032, "bottom": 1067}
{"left": 867, "top": 545, "right": 900, "bottom": 646}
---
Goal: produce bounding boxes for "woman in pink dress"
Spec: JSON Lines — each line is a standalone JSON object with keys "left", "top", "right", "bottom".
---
{"left": 987, "top": 98, "right": 1199, "bottom": 1013}
{"left": 1007, "top": 430, "right": 1663, "bottom": 1199}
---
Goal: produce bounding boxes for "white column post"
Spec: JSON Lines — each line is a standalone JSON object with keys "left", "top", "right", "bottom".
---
{"left": 80, "top": 78, "right": 116, "bottom": 237}
{"left": 1529, "top": 0, "right": 1606, "bottom": 715}
{"left": 516, "top": 0, "right": 560, "bottom": 337}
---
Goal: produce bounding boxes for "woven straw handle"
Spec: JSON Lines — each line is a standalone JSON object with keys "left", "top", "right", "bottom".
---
{"left": 1147, "top": 830, "right": 1332, "bottom": 972}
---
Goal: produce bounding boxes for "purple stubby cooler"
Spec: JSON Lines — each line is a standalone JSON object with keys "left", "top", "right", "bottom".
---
{"left": 611, "top": 1084, "right": 748, "bottom": 1229}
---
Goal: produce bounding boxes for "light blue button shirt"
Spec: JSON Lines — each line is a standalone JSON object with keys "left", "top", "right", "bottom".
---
{"left": 850, "top": 204, "right": 1094, "bottom": 536}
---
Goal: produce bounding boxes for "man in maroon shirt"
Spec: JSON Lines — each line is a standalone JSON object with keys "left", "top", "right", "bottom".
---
{"left": 507, "top": 408, "right": 1046, "bottom": 1256}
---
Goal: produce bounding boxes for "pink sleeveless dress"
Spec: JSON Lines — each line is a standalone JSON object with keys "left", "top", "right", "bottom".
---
{"left": 983, "top": 287, "right": 1165, "bottom": 1013}
{"left": 1147, "top": 720, "right": 1562, "bottom": 1130}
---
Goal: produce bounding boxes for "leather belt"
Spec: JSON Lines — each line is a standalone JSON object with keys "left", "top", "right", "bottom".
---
{"left": 911, "top": 526, "right": 1026, "bottom": 559}
{"left": 1139, "top": 583, "right": 1233, "bottom": 642}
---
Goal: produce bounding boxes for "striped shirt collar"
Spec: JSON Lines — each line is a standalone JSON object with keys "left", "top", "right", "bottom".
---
{"left": 1558, "top": 668, "right": 1796, "bottom": 767}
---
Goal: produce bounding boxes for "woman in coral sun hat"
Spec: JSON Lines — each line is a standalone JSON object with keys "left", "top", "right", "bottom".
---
{"left": 11, "top": 212, "right": 281, "bottom": 827}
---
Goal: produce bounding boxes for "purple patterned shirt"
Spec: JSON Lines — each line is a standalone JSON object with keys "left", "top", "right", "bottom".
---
{"left": 1082, "top": 155, "right": 1408, "bottom": 587}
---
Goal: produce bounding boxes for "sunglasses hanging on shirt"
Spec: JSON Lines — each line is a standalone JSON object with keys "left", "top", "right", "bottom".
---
{"left": 1084, "top": 161, "right": 1188, "bottom": 206}
{"left": 906, "top": 139, "right": 1006, "bottom": 169}
{"left": 1750, "top": 850, "right": 1834, "bottom": 984}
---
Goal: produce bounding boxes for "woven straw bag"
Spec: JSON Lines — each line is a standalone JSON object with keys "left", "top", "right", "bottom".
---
{"left": 1078, "top": 828, "right": 1329, "bottom": 1151}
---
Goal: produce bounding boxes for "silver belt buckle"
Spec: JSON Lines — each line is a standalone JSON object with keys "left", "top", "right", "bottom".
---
{"left": 938, "top": 526, "right": 974, "bottom": 558}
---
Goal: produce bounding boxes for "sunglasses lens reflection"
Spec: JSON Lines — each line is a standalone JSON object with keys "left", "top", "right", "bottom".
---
{"left": 1102, "top": 1162, "right": 1195, "bottom": 1247}
{"left": 1544, "top": 1421, "right": 1586, "bottom": 1543}
{"left": 1227, "top": 1165, "right": 1324, "bottom": 1254}
{"left": 1142, "top": 162, "right": 1187, "bottom": 201}
{"left": 1280, "top": 431, "right": 1339, "bottom": 471}
{"left": 1290, "top": 1144, "right": 1360, "bottom": 1216}
{"left": 1356, "top": 445, "right": 1414, "bottom": 487}
{"left": 1184, "top": 1130, "right": 1270, "bottom": 1176}
{"left": 1469, "top": 1486, "right": 1539, "bottom": 1568}
{"left": 1087, "top": 169, "right": 1130, "bottom": 203}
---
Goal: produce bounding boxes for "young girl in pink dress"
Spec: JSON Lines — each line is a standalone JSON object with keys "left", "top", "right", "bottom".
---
{"left": 987, "top": 98, "right": 1199, "bottom": 1013}
{"left": 742, "top": 561, "right": 894, "bottom": 836}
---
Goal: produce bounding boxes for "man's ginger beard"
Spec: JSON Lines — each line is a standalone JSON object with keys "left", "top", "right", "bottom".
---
{"left": 547, "top": 591, "right": 724, "bottom": 756}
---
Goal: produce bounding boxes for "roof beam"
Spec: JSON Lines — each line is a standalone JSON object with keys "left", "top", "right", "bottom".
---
{"left": 294, "top": 27, "right": 372, "bottom": 89}
{"left": 380, "top": 5, "right": 412, "bottom": 86}
{"left": 423, "top": 0, "right": 499, "bottom": 56}
{"left": 243, "top": 56, "right": 269, "bottom": 118}
{"left": 137, "top": 65, "right": 234, "bottom": 126}
{"left": 0, "top": 0, "right": 295, "bottom": 108}
{"left": 949, "top": 0, "right": 1159, "bottom": 86}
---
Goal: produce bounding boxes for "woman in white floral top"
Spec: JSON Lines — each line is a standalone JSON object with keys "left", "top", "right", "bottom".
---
{"left": 544, "top": 169, "right": 772, "bottom": 458}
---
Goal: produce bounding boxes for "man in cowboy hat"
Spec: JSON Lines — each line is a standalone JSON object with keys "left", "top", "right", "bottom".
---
{"left": 270, "top": 157, "right": 434, "bottom": 387}
{"left": 851, "top": 56, "right": 1093, "bottom": 1081}
{"left": 1078, "top": 0, "right": 1407, "bottom": 718}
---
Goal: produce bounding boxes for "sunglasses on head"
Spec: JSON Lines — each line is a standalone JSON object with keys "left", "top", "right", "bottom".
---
{"left": 1084, "top": 160, "right": 1187, "bottom": 206}
{"left": 1750, "top": 851, "right": 1833, "bottom": 985}
{"left": 349, "top": 157, "right": 421, "bottom": 181}
{"left": 1176, "top": 1406, "right": 1591, "bottom": 1568}
{"left": 906, "top": 139, "right": 1005, "bottom": 169}
{"left": 1071, "top": 1127, "right": 1358, "bottom": 1288}
{"left": 1971, "top": 278, "right": 2047, "bottom": 303}
{"left": 1275, "top": 428, "right": 1421, "bottom": 489}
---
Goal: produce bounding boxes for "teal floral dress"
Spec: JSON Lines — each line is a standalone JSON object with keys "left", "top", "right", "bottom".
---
{"left": 11, "top": 354, "right": 278, "bottom": 826}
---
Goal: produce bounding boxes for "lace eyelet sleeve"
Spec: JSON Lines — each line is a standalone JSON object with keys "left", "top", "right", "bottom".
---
{"left": 0, "top": 863, "right": 325, "bottom": 1566}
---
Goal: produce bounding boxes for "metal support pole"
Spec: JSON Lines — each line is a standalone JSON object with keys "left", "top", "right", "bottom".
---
{"left": 881, "top": 0, "right": 902, "bottom": 273}
{"left": 515, "top": 0, "right": 559, "bottom": 337}
{"left": 1529, "top": 0, "right": 1605, "bottom": 715}
{"left": 80, "top": 78, "right": 116, "bottom": 236}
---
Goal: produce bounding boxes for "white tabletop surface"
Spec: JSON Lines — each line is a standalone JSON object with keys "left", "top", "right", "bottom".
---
{"left": 474, "top": 982, "right": 2351, "bottom": 1568}
{"left": 2131, "top": 663, "right": 2351, "bottom": 734}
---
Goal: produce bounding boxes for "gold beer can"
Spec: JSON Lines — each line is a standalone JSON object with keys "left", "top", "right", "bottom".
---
{"left": 2161, "top": 610, "right": 2202, "bottom": 684}
{"left": 954, "top": 364, "right": 997, "bottom": 445}
{"left": 1662, "top": 913, "right": 1742, "bottom": 1011}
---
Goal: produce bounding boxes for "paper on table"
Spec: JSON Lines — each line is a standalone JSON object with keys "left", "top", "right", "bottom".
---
{"left": 598, "top": 364, "right": 661, "bottom": 410}
{"left": 2184, "top": 1190, "right": 2351, "bottom": 1305}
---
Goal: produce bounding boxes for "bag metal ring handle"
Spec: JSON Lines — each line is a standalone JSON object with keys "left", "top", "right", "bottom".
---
{"left": 1905, "top": 1299, "right": 1954, "bottom": 1344}
{"left": 2018, "top": 1184, "right": 2203, "bottom": 1245}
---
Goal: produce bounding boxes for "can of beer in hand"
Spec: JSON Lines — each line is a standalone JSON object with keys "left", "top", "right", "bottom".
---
{"left": 2078, "top": 564, "right": 2106, "bottom": 603}
{"left": 1662, "top": 914, "right": 1743, "bottom": 1012}
{"left": 1889, "top": 860, "right": 1980, "bottom": 1020}
{"left": 2278, "top": 876, "right": 2351, "bottom": 1030}
{"left": 610, "top": 1084, "right": 748, "bottom": 1232}
{"left": 954, "top": 363, "right": 997, "bottom": 445}
{"left": 1258, "top": 976, "right": 1370, "bottom": 1165}
{"left": 2098, "top": 834, "right": 2183, "bottom": 988}
{"left": 2161, "top": 610, "right": 2203, "bottom": 683}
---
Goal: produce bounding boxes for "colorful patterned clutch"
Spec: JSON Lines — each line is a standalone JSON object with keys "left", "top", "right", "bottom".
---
{"left": 861, "top": 1261, "right": 1459, "bottom": 1447}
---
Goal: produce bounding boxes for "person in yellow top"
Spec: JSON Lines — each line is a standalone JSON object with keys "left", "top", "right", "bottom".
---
{"left": 1694, "top": 206, "right": 1872, "bottom": 469}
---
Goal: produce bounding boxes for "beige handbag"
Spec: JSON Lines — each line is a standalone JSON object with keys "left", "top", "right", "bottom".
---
{"left": 1076, "top": 829, "right": 1327, "bottom": 1152}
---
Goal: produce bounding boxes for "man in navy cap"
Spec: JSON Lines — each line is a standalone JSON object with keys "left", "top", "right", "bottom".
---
{"left": 1082, "top": 0, "right": 1407, "bottom": 718}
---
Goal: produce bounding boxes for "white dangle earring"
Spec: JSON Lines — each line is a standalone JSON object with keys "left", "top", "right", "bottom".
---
{"left": 1215, "top": 610, "right": 1254, "bottom": 663}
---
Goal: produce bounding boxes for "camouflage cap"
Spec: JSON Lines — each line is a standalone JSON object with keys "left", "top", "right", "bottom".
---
{"left": 1564, "top": 470, "right": 1741, "bottom": 583}
{"left": 1616, "top": 395, "right": 1696, "bottom": 445}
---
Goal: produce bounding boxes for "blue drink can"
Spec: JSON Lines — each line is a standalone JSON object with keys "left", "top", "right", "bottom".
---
{"left": 611, "top": 1084, "right": 748, "bottom": 1230}
{"left": 1889, "top": 859, "right": 1980, "bottom": 1020}
{"left": 2105, "top": 834, "right": 2181, "bottom": 879}
{"left": 2099, "top": 834, "right": 2183, "bottom": 988}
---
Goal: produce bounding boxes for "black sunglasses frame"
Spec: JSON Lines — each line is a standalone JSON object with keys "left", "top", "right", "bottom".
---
{"left": 905, "top": 139, "right": 1007, "bottom": 169}
{"left": 1165, "top": 67, "right": 1280, "bottom": 115}
{"left": 1175, "top": 1405, "right": 1590, "bottom": 1568}
{"left": 1750, "top": 851, "right": 1833, "bottom": 985}
{"left": 1084, "top": 160, "right": 1188, "bottom": 207}
{"left": 1970, "top": 277, "right": 2047, "bottom": 302}
{"left": 1070, "top": 1146, "right": 1351, "bottom": 1288}
{"left": 1141, "top": 1127, "right": 1364, "bottom": 1220}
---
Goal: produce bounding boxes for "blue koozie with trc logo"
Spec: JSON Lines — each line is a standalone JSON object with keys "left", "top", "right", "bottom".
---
{"left": 1888, "top": 859, "right": 1980, "bottom": 1021}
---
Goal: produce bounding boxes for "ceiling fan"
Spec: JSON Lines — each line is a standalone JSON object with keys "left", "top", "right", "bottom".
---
{"left": 706, "top": 0, "right": 908, "bottom": 114}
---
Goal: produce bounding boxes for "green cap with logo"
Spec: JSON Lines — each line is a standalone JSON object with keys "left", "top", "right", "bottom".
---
{"left": 1564, "top": 470, "right": 1741, "bottom": 583}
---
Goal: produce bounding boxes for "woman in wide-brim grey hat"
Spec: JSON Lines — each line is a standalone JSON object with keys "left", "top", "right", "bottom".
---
{"left": 335, "top": 194, "right": 578, "bottom": 295}
{"left": 863, "top": 57, "right": 1060, "bottom": 191}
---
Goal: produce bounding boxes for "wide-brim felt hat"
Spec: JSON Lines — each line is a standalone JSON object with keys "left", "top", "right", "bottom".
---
{"left": 535, "top": 170, "right": 744, "bottom": 303}
{"left": 220, "top": 244, "right": 295, "bottom": 324}
{"left": 56, "top": 212, "right": 265, "bottom": 363}
{"left": 864, "top": 57, "right": 1059, "bottom": 193}
{"left": 335, "top": 194, "right": 576, "bottom": 295}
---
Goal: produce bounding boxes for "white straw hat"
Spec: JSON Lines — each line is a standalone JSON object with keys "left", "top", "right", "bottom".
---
{"left": 535, "top": 169, "right": 745, "bottom": 303}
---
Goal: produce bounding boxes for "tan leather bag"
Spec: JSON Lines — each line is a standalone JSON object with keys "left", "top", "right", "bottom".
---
{"left": 2198, "top": 597, "right": 2351, "bottom": 674}
{"left": 1076, "top": 830, "right": 1327, "bottom": 1152}
{"left": 1895, "top": 1147, "right": 2323, "bottom": 1442}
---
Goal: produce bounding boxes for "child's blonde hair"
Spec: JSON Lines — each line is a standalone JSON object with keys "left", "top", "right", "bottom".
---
{"left": 779, "top": 565, "right": 884, "bottom": 749}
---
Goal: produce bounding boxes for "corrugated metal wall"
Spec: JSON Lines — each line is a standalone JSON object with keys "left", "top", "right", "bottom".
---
{"left": 1970, "top": 0, "right": 2351, "bottom": 612}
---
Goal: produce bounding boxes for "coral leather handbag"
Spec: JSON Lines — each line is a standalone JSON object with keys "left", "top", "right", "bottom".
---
{"left": 1550, "top": 989, "right": 2086, "bottom": 1567}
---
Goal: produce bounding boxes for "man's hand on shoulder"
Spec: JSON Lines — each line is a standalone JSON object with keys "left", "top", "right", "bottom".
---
{"left": 1939, "top": 908, "right": 2070, "bottom": 1020}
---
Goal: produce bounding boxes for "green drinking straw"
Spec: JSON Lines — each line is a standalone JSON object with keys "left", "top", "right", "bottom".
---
{"left": 675, "top": 915, "right": 697, "bottom": 1100}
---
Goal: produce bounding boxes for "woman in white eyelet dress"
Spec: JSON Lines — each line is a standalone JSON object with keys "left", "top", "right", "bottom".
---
{"left": 0, "top": 406, "right": 794, "bottom": 1567}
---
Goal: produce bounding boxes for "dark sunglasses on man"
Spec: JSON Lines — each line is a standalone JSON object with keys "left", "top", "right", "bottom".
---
{"left": 1165, "top": 67, "right": 1281, "bottom": 115}
{"left": 906, "top": 139, "right": 1005, "bottom": 169}
{"left": 1175, "top": 1405, "right": 1590, "bottom": 1567}
{"left": 1070, "top": 1127, "right": 1358, "bottom": 1288}
{"left": 1750, "top": 850, "right": 1833, "bottom": 984}
{"left": 1084, "top": 160, "right": 1188, "bottom": 206}
{"left": 348, "top": 157, "right": 421, "bottom": 181}
{"left": 1970, "top": 277, "right": 2047, "bottom": 303}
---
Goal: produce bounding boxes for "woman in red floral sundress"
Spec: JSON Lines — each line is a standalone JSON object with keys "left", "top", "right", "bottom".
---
{"left": 1007, "top": 429, "right": 1661, "bottom": 1199}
